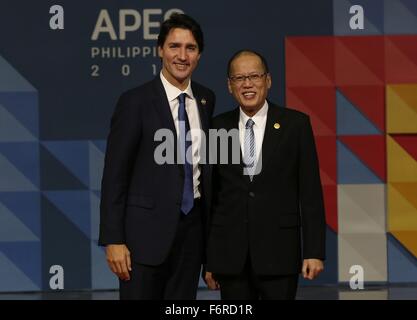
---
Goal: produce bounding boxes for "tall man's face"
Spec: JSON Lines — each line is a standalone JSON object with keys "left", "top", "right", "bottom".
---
{"left": 158, "top": 28, "right": 201, "bottom": 90}
{"left": 228, "top": 53, "right": 271, "bottom": 116}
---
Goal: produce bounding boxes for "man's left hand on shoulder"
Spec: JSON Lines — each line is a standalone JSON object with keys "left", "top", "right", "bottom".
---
{"left": 302, "top": 259, "right": 324, "bottom": 280}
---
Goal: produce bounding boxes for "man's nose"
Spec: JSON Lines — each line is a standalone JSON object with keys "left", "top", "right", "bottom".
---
{"left": 178, "top": 47, "right": 187, "bottom": 60}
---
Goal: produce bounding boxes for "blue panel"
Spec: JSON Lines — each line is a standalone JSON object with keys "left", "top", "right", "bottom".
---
{"left": 41, "top": 195, "right": 91, "bottom": 290}
{"left": 0, "top": 152, "right": 37, "bottom": 192}
{"left": 334, "top": 0, "right": 384, "bottom": 35}
{"left": 43, "top": 191, "right": 91, "bottom": 239}
{"left": 336, "top": 90, "right": 380, "bottom": 135}
{"left": 0, "top": 104, "right": 36, "bottom": 142}
{"left": 90, "top": 192, "right": 100, "bottom": 241}
{"left": 0, "top": 252, "right": 39, "bottom": 291}
{"left": 0, "top": 143, "right": 39, "bottom": 188}
{"left": 299, "top": 227, "right": 338, "bottom": 286}
{"left": 337, "top": 140, "right": 382, "bottom": 184}
{"left": 384, "top": 0, "right": 417, "bottom": 34}
{"left": 0, "top": 242, "right": 42, "bottom": 289}
{"left": 91, "top": 140, "right": 107, "bottom": 154}
{"left": 0, "top": 55, "right": 35, "bottom": 92}
{"left": 40, "top": 144, "right": 86, "bottom": 190}
{"left": 91, "top": 241, "right": 118, "bottom": 290}
{"left": 387, "top": 234, "right": 417, "bottom": 283}
{"left": 0, "top": 92, "right": 38, "bottom": 137}
{"left": 0, "top": 192, "right": 41, "bottom": 238}
{"left": 43, "top": 141, "right": 89, "bottom": 188}
{"left": 89, "top": 142, "right": 104, "bottom": 191}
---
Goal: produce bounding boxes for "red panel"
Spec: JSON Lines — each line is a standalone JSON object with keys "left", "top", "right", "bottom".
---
{"left": 386, "top": 36, "right": 417, "bottom": 84}
{"left": 323, "top": 184, "right": 337, "bottom": 233}
{"left": 339, "top": 135, "right": 386, "bottom": 182}
{"left": 286, "top": 87, "right": 336, "bottom": 135}
{"left": 316, "top": 136, "right": 337, "bottom": 185}
{"left": 338, "top": 86, "right": 385, "bottom": 132}
{"left": 335, "top": 37, "right": 385, "bottom": 85}
{"left": 285, "top": 37, "right": 334, "bottom": 87}
{"left": 391, "top": 135, "right": 417, "bottom": 162}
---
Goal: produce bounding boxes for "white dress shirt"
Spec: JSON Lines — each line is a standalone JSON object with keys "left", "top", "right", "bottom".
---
{"left": 160, "top": 72, "right": 202, "bottom": 198}
{"left": 239, "top": 101, "right": 269, "bottom": 166}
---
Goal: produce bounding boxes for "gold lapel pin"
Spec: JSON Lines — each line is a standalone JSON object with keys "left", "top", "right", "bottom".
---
{"left": 201, "top": 98, "right": 207, "bottom": 105}
{"left": 274, "top": 122, "right": 280, "bottom": 129}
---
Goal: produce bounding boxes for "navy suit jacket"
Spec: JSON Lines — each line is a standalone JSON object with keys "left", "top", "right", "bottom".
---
{"left": 99, "top": 76, "right": 215, "bottom": 265}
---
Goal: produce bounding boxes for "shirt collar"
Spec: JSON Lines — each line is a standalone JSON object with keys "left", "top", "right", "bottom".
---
{"left": 239, "top": 100, "right": 269, "bottom": 127}
{"left": 160, "top": 71, "right": 195, "bottom": 102}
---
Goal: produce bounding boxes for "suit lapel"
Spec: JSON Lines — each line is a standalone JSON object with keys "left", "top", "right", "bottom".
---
{"left": 253, "top": 103, "right": 285, "bottom": 182}
{"left": 151, "top": 77, "right": 178, "bottom": 141}
{"left": 151, "top": 77, "right": 183, "bottom": 173}
{"left": 191, "top": 83, "right": 209, "bottom": 135}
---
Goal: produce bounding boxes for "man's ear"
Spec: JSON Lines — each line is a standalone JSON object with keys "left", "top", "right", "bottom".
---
{"left": 266, "top": 73, "right": 272, "bottom": 89}
{"left": 227, "top": 78, "right": 233, "bottom": 94}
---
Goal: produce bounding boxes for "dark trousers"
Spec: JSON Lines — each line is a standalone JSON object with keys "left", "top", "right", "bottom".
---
{"left": 120, "top": 201, "right": 203, "bottom": 300}
{"left": 216, "top": 255, "right": 299, "bottom": 300}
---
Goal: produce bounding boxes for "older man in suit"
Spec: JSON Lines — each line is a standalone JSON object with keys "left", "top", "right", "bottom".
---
{"left": 99, "top": 13, "right": 215, "bottom": 299}
{"left": 205, "top": 50, "right": 325, "bottom": 300}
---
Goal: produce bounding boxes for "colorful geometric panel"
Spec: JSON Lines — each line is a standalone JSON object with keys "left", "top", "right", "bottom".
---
{"left": 286, "top": 87, "right": 335, "bottom": 135}
{"left": 338, "top": 233, "right": 387, "bottom": 282}
{"left": 385, "top": 36, "right": 417, "bottom": 83}
{"left": 338, "top": 86, "right": 385, "bottom": 132}
{"left": 339, "top": 135, "right": 386, "bottom": 182}
{"left": 287, "top": 34, "right": 417, "bottom": 284}
{"left": 285, "top": 37, "right": 334, "bottom": 87}
{"left": 386, "top": 84, "right": 417, "bottom": 133}
{"left": 338, "top": 184, "right": 386, "bottom": 234}
{"left": 387, "top": 135, "right": 417, "bottom": 182}
{"left": 388, "top": 234, "right": 417, "bottom": 283}
{"left": 336, "top": 90, "right": 381, "bottom": 135}
{"left": 335, "top": 36, "right": 385, "bottom": 86}
{"left": 337, "top": 140, "right": 383, "bottom": 184}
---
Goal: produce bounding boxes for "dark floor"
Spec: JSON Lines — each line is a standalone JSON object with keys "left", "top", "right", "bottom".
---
{"left": 0, "top": 285, "right": 416, "bottom": 300}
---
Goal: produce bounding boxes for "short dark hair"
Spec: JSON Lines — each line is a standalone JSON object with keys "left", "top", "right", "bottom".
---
{"left": 158, "top": 13, "right": 204, "bottom": 53}
{"left": 227, "top": 50, "right": 269, "bottom": 77}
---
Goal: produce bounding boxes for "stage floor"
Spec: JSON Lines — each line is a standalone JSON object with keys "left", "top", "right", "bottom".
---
{"left": 0, "top": 285, "right": 416, "bottom": 300}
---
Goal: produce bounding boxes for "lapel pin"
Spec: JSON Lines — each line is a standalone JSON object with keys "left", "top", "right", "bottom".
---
{"left": 274, "top": 122, "right": 280, "bottom": 129}
{"left": 201, "top": 98, "right": 207, "bottom": 106}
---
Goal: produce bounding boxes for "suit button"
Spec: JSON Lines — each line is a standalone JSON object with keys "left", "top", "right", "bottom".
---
{"left": 249, "top": 192, "right": 255, "bottom": 198}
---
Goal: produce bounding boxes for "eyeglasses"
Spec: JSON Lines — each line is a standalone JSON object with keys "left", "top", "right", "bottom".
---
{"left": 229, "top": 73, "right": 267, "bottom": 84}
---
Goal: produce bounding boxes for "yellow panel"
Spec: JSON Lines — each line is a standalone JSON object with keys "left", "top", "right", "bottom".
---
{"left": 386, "top": 85, "right": 417, "bottom": 133}
{"left": 388, "top": 183, "right": 417, "bottom": 232}
{"left": 390, "top": 230, "right": 417, "bottom": 258}
{"left": 387, "top": 135, "right": 417, "bottom": 182}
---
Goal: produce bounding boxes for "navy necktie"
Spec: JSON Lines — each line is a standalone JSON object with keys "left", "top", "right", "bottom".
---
{"left": 178, "top": 93, "right": 194, "bottom": 215}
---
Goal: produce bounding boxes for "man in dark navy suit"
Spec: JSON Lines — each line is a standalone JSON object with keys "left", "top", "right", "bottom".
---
{"left": 99, "top": 13, "right": 215, "bottom": 299}
{"left": 205, "top": 50, "right": 325, "bottom": 300}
